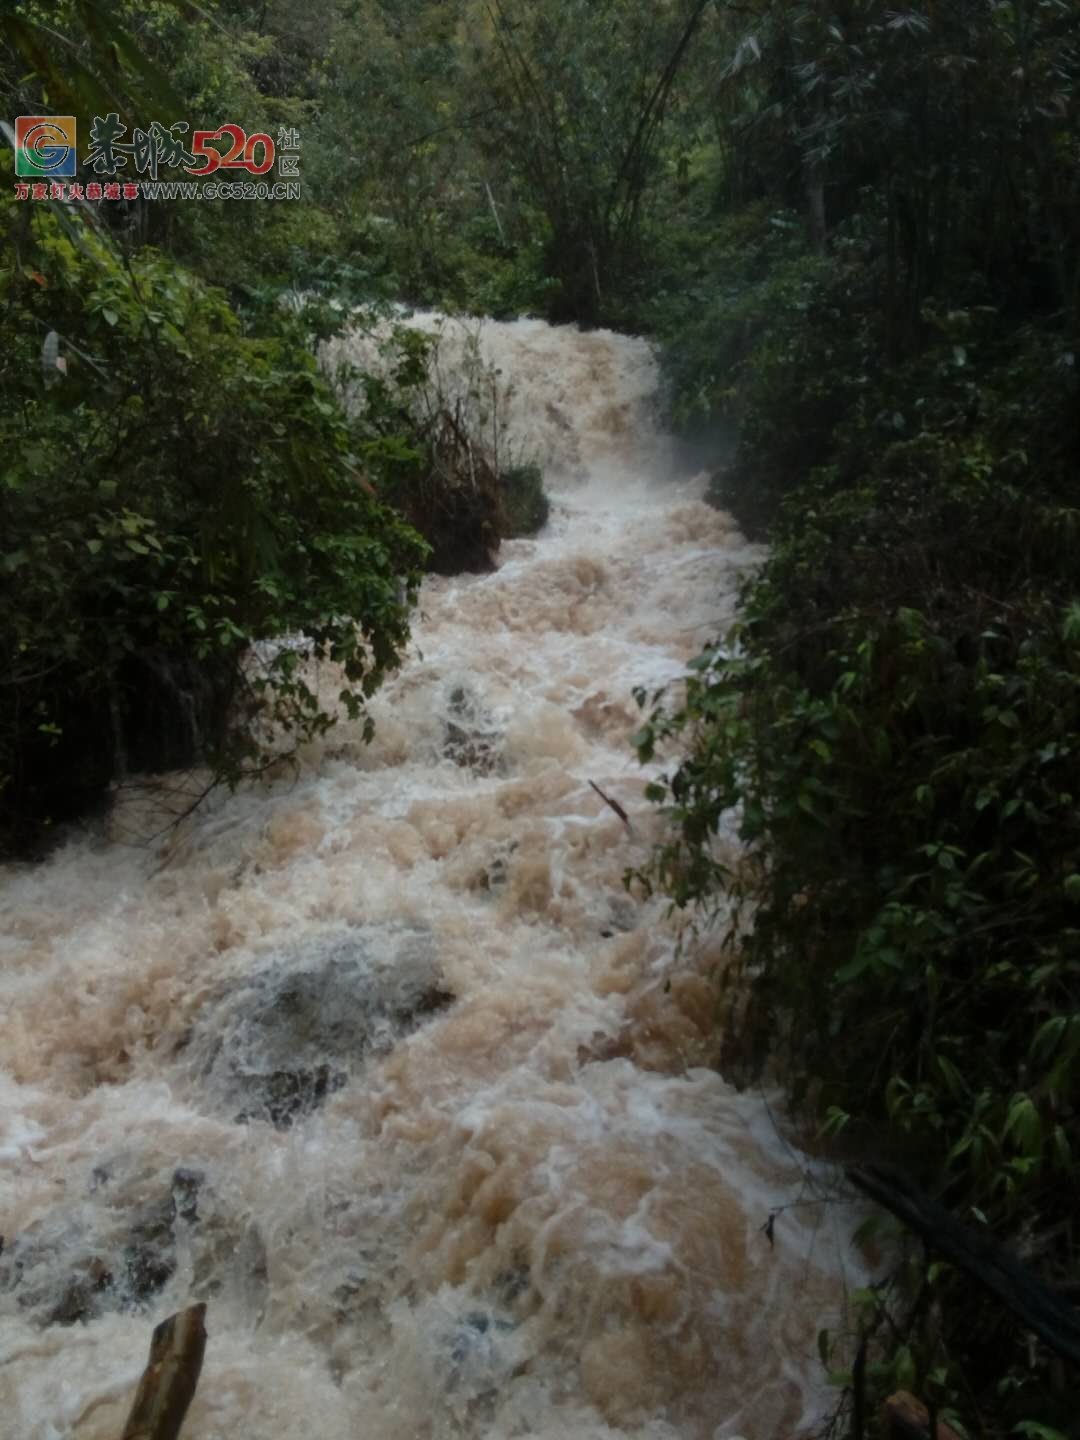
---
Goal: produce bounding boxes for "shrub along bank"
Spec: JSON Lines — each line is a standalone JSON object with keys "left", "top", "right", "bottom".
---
{"left": 630, "top": 9, "right": 1080, "bottom": 1434}
{"left": 1, "top": 205, "right": 548, "bottom": 856}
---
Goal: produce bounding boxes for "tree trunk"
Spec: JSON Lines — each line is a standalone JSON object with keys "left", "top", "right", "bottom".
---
{"left": 804, "top": 80, "right": 827, "bottom": 256}
{"left": 805, "top": 165, "right": 827, "bottom": 256}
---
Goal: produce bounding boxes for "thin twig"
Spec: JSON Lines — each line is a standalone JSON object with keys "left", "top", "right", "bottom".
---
{"left": 588, "top": 779, "right": 634, "bottom": 833}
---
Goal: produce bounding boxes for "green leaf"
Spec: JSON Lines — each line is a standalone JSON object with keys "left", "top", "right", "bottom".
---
{"left": 1052, "top": 1125, "right": 1072, "bottom": 1169}
{"left": 935, "top": 1054, "right": 965, "bottom": 1099}
{"left": 631, "top": 725, "right": 655, "bottom": 761}
{"left": 1003, "top": 1094, "right": 1043, "bottom": 1159}
{"left": 821, "top": 1105, "right": 850, "bottom": 1137}
{"left": 835, "top": 952, "right": 872, "bottom": 983}
{"left": 1030, "top": 1015, "right": 1068, "bottom": 1061}
{"left": 893, "top": 1344, "right": 916, "bottom": 1392}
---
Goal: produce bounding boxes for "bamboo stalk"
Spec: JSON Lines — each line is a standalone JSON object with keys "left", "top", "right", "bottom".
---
{"left": 484, "top": 181, "right": 505, "bottom": 244}
{"left": 120, "top": 1303, "right": 207, "bottom": 1440}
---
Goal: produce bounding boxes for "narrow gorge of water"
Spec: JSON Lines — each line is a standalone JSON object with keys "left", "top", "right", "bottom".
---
{"left": 0, "top": 319, "right": 863, "bottom": 1440}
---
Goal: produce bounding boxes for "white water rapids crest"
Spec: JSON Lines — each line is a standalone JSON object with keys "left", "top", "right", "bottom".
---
{"left": 0, "top": 319, "right": 865, "bottom": 1439}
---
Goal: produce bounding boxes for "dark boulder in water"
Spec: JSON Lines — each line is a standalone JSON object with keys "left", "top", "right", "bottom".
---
{"left": 443, "top": 685, "right": 501, "bottom": 776}
{"left": 191, "top": 924, "right": 454, "bottom": 1128}
{"left": 0, "top": 1163, "right": 208, "bottom": 1326}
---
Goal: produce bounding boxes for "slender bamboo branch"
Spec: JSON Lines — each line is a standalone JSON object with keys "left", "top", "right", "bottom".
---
{"left": 848, "top": 1164, "right": 1080, "bottom": 1366}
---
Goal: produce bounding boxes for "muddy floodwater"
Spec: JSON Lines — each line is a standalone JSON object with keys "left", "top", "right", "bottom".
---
{"left": 0, "top": 318, "right": 864, "bottom": 1440}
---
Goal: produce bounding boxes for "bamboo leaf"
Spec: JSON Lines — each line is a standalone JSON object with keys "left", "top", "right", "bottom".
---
{"left": 0, "top": 16, "right": 121, "bottom": 119}
{"left": 75, "top": 0, "right": 188, "bottom": 117}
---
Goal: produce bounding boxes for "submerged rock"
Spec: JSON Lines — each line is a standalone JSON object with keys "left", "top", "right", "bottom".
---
{"left": 122, "top": 1193, "right": 178, "bottom": 1302}
{"left": 191, "top": 924, "right": 454, "bottom": 1128}
{"left": 0, "top": 1163, "right": 205, "bottom": 1326}
{"left": 42, "top": 1255, "right": 115, "bottom": 1327}
{"left": 171, "top": 1166, "right": 204, "bottom": 1224}
{"left": 440, "top": 1306, "right": 523, "bottom": 1410}
{"left": 443, "top": 685, "right": 501, "bottom": 776}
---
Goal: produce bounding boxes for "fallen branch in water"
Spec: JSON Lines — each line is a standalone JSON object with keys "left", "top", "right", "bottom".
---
{"left": 848, "top": 1163, "right": 1080, "bottom": 1365}
{"left": 121, "top": 1303, "right": 207, "bottom": 1440}
{"left": 588, "top": 779, "right": 633, "bottom": 834}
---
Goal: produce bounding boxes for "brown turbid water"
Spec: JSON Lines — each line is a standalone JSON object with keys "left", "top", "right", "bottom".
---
{"left": 0, "top": 317, "right": 863, "bottom": 1440}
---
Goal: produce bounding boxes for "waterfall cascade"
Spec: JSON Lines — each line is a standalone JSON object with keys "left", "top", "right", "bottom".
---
{"left": 0, "top": 317, "right": 864, "bottom": 1440}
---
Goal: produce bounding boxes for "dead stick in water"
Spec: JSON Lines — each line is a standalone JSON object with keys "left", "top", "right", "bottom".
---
{"left": 121, "top": 1303, "right": 207, "bottom": 1440}
{"left": 588, "top": 780, "right": 633, "bottom": 834}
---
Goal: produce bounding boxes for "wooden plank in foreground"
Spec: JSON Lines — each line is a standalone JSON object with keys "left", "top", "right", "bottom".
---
{"left": 121, "top": 1303, "right": 207, "bottom": 1440}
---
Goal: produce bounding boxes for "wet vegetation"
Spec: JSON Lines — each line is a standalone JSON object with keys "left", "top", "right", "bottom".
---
{"left": 625, "top": 5, "right": 1080, "bottom": 1437}
{"left": 0, "top": 4, "right": 550, "bottom": 853}
{"left": 2, "top": 2, "right": 1079, "bottom": 1436}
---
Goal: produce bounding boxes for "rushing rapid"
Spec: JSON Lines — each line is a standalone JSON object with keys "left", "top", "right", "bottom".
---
{"left": 0, "top": 318, "right": 863, "bottom": 1440}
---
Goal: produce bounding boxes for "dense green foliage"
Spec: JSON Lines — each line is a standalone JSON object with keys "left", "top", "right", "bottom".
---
{"left": 326, "top": 320, "right": 551, "bottom": 572}
{"left": 0, "top": 201, "right": 429, "bottom": 850}
{"left": 0, "top": 1, "right": 551, "bottom": 851}
{"left": 628, "top": 3, "right": 1080, "bottom": 1436}
{"left": 4, "top": 0, "right": 1080, "bottom": 1432}
{"left": 634, "top": 340, "right": 1080, "bottom": 1434}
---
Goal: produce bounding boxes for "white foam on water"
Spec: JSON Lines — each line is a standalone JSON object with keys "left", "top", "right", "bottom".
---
{"left": 0, "top": 317, "right": 863, "bottom": 1439}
